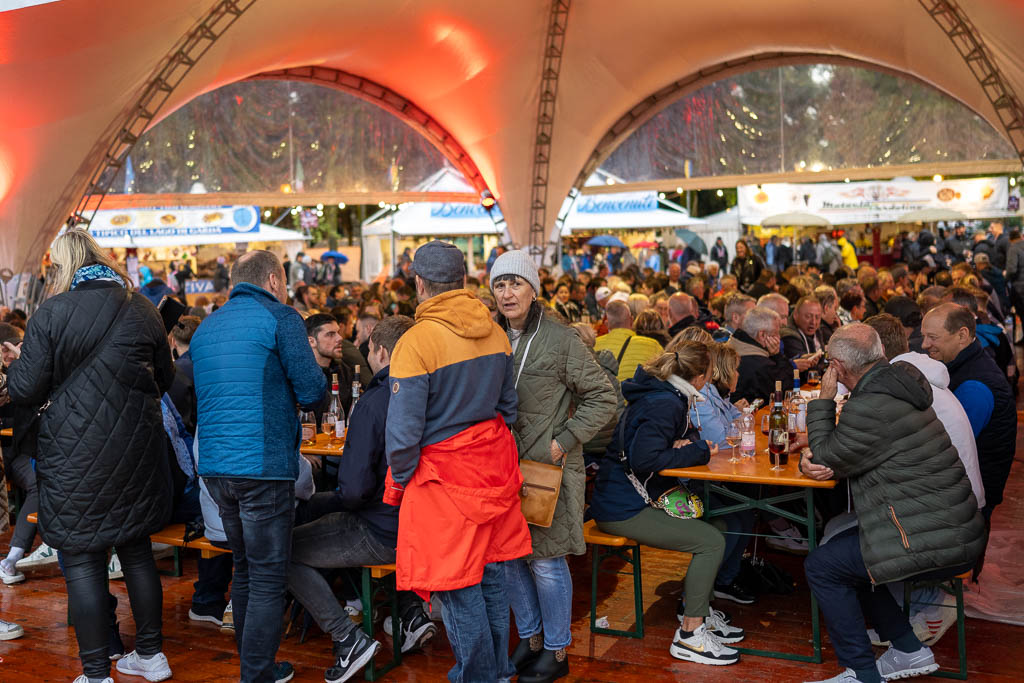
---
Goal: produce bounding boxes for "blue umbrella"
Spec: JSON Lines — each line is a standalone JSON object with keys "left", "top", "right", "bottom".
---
{"left": 320, "top": 250, "right": 349, "bottom": 263}
{"left": 586, "top": 234, "right": 627, "bottom": 248}
{"left": 674, "top": 229, "right": 708, "bottom": 255}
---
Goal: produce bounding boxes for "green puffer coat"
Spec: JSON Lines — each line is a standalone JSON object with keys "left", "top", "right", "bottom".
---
{"left": 807, "top": 361, "right": 985, "bottom": 585}
{"left": 510, "top": 314, "right": 616, "bottom": 559}
{"left": 582, "top": 349, "right": 623, "bottom": 456}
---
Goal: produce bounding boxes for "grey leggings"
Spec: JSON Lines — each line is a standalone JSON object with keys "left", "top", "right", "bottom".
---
{"left": 598, "top": 507, "right": 725, "bottom": 618}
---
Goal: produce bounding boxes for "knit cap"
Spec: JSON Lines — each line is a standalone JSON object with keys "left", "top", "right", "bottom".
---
{"left": 489, "top": 250, "right": 541, "bottom": 294}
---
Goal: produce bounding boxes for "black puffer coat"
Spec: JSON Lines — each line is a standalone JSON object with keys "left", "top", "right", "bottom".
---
{"left": 8, "top": 281, "right": 175, "bottom": 553}
{"left": 807, "top": 361, "right": 985, "bottom": 584}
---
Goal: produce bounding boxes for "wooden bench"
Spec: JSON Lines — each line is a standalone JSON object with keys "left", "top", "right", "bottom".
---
{"left": 583, "top": 519, "right": 643, "bottom": 639}
{"left": 903, "top": 570, "right": 973, "bottom": 679}
{"left": 25, "top": 515, "right": 229, "bottom": 577}
{"left": 359, "top": 563, "right": 403, "bottom": 681}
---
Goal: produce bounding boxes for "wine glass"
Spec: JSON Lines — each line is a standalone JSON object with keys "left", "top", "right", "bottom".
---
{"left": 806, "top": 370, "right": 820, "bottom": 388}
{"left": 300, "top": 411, "right": 316, "bottom": 446}
{"left": 321, "top": 411, "right": 337, "bottom": 443}
{"left": 725, "top": 419, "right": 742, "bottom": 463}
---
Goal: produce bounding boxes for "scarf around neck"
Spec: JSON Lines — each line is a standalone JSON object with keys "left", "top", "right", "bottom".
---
{"left": 71, "top": 264, "right": 126, "bottom": 290}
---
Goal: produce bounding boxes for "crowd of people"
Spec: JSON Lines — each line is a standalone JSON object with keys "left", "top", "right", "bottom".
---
{"left": 0, "top": 221, "right": 1017, "bottom": 683}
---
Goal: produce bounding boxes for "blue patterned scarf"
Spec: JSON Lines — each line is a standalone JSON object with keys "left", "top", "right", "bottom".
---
{"left": 71, "top": 264, "right": 126, "bottom": 290}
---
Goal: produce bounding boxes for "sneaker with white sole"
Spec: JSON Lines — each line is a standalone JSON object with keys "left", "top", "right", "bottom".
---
{"left": 16, "top": 542, "right": 58, "bottom": 569}
{"left": 108, "top": 553, "right": 123, "bottom": 580}
{"left": 73, "top": 676, "right": 113, "bottom": 683}
{"left": 188, "top": 602, "right": 224, "bottom": 626}
{"left": 804, "top": 668, "right": 864, "bottom": 683}
{"left": 766, "top": 523, "right": 810, "bottom": 554}
{"left": 705, "top": 608, "right": 745, "bottom": 644}
{"left": 913, "top": 592, "right": 957, "bottom": 646}
{"left": 115, "top": 650, "right": 172, "bottom": 682}
{"left": 0, "top": 619, "right": 24, "bottom": 640}
{"left": 867, "top": 628, "right": 890, "bottom": 647}
{"left": 326, "top": 629, "right": 381, "bottom": 683}
{"left": 382, "top": 608, "right": 438, "bottom": 653}
{"left": 0, "top": 558, "right": 25, "bottom": 585}
{"left": 876, "top": 645, "right": 939, "bottom": 680}
{"left": 221, "top": 600, "right": 234, "bottom": 633}
{"left": 669, "top": 623, "right": 739, "bottom": 666}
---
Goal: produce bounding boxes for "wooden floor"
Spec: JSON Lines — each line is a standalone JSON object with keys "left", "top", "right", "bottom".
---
{"left": 1, "top": 412, "right": 1023, "bottom": 681}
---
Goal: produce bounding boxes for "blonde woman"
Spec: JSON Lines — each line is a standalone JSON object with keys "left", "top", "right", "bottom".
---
{"left": 8, "top": 230, "right": 175, "bottom": 683}
{"left": 590, "top": 341, "right": 745, "bottom": 666}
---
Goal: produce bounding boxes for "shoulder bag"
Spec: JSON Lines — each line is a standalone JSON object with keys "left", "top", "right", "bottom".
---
{"left": 514, "top": 319, "right": 563, "bottom": 528}
{"left": 614, "top": 404, "right": 703, "bottom": 520}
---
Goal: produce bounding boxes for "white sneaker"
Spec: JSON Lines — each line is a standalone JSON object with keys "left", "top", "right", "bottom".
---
{"left": 705, "top": 608, "right": 745, "bottom": 644}
{"left": 73, "top": 676, "right": 113, "bottom": 683}
{"left": 766, "top": 523, "right": 810, "bottom": 554}
{"left": 669, "top": 623, "right": 739, "bottom": 665}
{"left": 108, "top": 553, "right": 123, "bottom": 580}
{"left": 0, "top": 558, "right": 25, "bottom": 585}
{"left": 867, "top": 628, "right": 890, "bottom": 647}
{"left": 0, "top": 619, "right": 24, "bottom": 640}
{"left": 16, "top": 542, "right": 58, "bottom": 569}
{"left": 382, "top": 610, "right": 438, "bottom": 653}
{"left": 913, "top": 591, "right": 957, "bottom": 646}
{"left": 115, "top": 650, "right": 172, "bottom": 682}
{"left": 876, "top": 645, "right": 939, "bottom": 680}
{"left": 804, "top": 669, "right": 863, "bottom": 683}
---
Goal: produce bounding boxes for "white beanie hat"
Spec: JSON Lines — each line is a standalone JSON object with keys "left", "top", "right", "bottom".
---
{"left": 489, "top": 250, "right": 541, "bottom": 294}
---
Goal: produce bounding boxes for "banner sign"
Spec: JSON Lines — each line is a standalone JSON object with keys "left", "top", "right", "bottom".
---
{"left": 575, "top": 192, "right": 658, "bottom": 214}
{"left": 89, "top": 206, "right": 260, "bottom": 240}
{"left": 738, "top": 177, "right": 1011, "bottom": 225}
{"left": 185, "top": 279, "right": 215, "bottom": 294}
{"left": 428, "top": 203, "right": 504, "bottom": 220}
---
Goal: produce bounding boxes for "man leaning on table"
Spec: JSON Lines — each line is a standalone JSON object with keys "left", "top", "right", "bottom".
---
{"left": 798, "top": 323, "right": 985, "bottom": 683}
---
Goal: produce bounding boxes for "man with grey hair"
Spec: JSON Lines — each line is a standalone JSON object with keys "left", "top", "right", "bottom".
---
{"left": 718, "top": 293, "right": 755, "bottom": 341}
{"left": 757, "top": 292, "right": 790, "bottom": 321}
{"left": 727, "top": 306, "right": 789, "bottom": 404}
{"left": 800, "top": 323, "right": 984, "bottom": 683}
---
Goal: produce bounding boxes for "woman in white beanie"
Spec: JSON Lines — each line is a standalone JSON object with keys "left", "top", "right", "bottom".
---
{"left": 489, "top": 251, "right": 616, "bottom": 683}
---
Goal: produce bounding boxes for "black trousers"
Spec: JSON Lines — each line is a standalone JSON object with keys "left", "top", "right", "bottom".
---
{"left": 2, "top": 447, "right": 38, "bottom": 551}
{"left": 63, "top": 538, "right": 163, "bottom": 678}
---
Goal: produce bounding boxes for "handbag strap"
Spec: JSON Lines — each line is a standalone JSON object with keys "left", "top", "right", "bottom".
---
{"left": 613, "top": 404, "right": 657, "bottom": 507}
{"left": 615, "top": 335, "right": 633, "bottom": 365}
{"left": 38, "top": 291, "right": 133, "bottom": 414}
{"left": 513, "top": 317, "right": 542, "bottom": 390}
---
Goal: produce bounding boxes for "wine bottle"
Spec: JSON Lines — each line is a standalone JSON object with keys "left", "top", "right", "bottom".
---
{"left": 769, "top": 380, "right": 789, "bottom": 467}
{"left": 346, "top": 365, "right": 362, "bottom": 428}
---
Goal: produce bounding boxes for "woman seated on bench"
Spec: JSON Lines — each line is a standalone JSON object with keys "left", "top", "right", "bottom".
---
{"left": 589, "top": 340, "right": 746, "bottom": 667}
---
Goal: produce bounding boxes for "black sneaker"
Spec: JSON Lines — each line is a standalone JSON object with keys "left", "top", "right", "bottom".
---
{"left": 325, "top": 629, "right": 381, "bottom": 683}
{"left": 383, "top": 608, "right": 438, "bottom": 653}
{"left": 188, "top": 602, "right": 225, "bottom": 626}
{"left": 274, "top": 661, "right": 295, "bottom": 683}
{"left": 714, "top": 580, "right": 756, "bottom": 605}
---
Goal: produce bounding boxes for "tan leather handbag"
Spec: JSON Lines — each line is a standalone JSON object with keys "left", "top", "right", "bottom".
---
{"left": 519, "top": 459, "right": 563, "bottom": 527}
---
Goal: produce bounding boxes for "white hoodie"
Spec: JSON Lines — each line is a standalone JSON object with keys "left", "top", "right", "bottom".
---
{"left": 892, "top": 352, "right": 985, "bottom": 509}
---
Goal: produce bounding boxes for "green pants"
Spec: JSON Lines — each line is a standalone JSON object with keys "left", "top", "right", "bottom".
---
{"left": 598, "top": 507, "right": 725, "bottom": 618}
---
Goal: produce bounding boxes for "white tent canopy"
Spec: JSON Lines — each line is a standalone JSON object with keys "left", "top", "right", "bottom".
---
{"left": 3, "top": 1, "right": 1024, "bottom": 272}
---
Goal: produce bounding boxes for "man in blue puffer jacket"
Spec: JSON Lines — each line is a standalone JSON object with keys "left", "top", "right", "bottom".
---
{"left": 191, "top": 250, "right": 326, "bottom": 683}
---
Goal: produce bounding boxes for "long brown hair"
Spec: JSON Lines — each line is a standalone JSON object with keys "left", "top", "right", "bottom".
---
{"left": 643, "top": 339, "right": 710, "bottom": 382}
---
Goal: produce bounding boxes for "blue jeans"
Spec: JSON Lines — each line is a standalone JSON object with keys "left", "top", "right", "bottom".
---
{"left": 433, "top": 562, "right": 516, "bottom": 683}
{"left": 205, "top": 477, "right": 294, "bottom": 683}
{"left": 505, "top": 556, "right": 572, "bottom": 650}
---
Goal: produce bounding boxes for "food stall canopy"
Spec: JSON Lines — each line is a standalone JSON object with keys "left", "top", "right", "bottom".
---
{"left": 738, "top": 177, "right": 1018, "bottom": 226}
{"left": 4, "top": 0, "right": 1024, "bottom": 271}
{"left": 88, "top": 205, "right": 305, "bottom": 248}
{"left": 560, "top": 191, "right": 703, "bottom": 235}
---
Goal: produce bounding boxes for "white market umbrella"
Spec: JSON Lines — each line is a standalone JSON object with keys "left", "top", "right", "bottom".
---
{"left": 897, "top": 208, "right": 968, "bottom": 223}
{"left": 760, "top": 211, "right": 832, "bottom": 228}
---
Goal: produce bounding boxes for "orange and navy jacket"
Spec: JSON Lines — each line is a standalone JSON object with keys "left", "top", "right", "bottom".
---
{"left": 385, "top": 289, "right": 518, "bottom": 485}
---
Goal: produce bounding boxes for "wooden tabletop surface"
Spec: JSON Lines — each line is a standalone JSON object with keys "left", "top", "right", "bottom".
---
{"left": 300, "top": 431, "right": 346, "bottom": 457}
{"left": 661, "top": 405, "right": 836, "bottom": 489}
{"left": 0, "top": 428, "right": 11, "bottom": 437}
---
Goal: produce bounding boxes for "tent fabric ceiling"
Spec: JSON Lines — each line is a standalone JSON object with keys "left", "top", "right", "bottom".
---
{"left": 2, "top": 0, "right": 1023, "bottom": 271}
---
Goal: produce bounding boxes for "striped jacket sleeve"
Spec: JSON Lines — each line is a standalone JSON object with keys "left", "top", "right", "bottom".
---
{"left": 386, "top": 336, "right": 430, "bottom": 485}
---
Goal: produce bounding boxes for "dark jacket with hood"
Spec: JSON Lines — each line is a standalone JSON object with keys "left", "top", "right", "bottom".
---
{"left": 139, "top": 278, "right": 175, "bottom": 307}
{"left": 807, "top": 361, "right": 985, "bottom": 584}
{"left": 727, "top": 329, "right": 793, "bottom": 405}
{"left": 590, "top": 366, "right": 711, "bottom": 523}
{"left": 7, "top": 282, "right": 175, "bottom": 553}
{"left": 946, "top": 340, "right": 1017, "bottom": 512}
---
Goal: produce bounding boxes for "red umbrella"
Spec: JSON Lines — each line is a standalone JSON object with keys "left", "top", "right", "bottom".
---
{"left": 632, "top": 240, "right": 659, "bottom": 249}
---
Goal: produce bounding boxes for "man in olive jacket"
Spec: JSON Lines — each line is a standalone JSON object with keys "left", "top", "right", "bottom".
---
{"left": 800, "top": 323, "right": 984, "bottom": 683}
